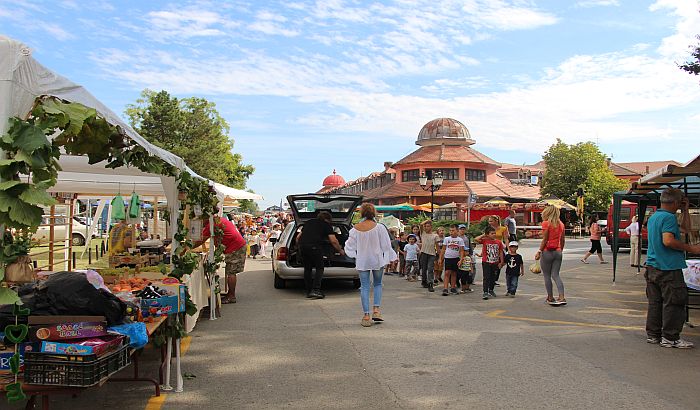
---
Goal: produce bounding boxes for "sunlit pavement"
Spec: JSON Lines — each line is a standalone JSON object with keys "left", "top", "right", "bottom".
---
{"left": 34, "top": 239, "right": 700, "bottom": 410}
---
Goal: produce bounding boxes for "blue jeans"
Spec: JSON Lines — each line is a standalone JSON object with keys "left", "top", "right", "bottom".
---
{"left": 506, "top": 273, "right": 519, "bottom": 294}
{"left": 359, "top": 269, "right": 383, "bottom": 314}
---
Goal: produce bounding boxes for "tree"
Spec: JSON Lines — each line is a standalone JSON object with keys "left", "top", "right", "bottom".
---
{"left": 540, "top": 139, "right": 628, "bottom": 213}
{"left": 679, "top": 35, "right": 700, "bottom": 77}
{"left": 126, "top": 90, "right": 254, "bottom": 190}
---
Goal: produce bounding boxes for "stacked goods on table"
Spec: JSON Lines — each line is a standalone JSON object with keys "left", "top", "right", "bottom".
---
{"left": 22, "top": 316, "right": 131, "bottom": 387}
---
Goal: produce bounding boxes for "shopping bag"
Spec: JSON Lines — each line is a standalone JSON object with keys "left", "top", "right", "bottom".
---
{"left": 529, "top": 260, "right": 541, "bottom": 274}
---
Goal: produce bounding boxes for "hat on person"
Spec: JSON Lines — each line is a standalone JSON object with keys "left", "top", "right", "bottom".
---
{"left": 458, "top": 224, "right": 467, "bottom": 229}
{"left": 408, "top": 234, "right": 417, "bottom": 239}
{"left": 508, "top": 241, "right": 519, "bottom": 247}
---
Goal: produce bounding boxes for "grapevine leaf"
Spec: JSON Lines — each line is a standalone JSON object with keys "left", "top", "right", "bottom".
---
{"left": 11, "top": 122, "right": 50, "bottom": 153}
{"left": 8, "top": 201, "right": 43, "bottom": 228}
{"left": 19, "top": 185, "right": 57, "bottom": 206}
{"left": 0, "top": 288, "right": 21, "bottom": 305}
{"left": 0, "top": 180, "right": 22, "bottom": 191}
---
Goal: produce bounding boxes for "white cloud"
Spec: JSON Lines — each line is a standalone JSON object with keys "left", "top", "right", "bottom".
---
{"left": 145, "top": 9, "right": 227, "bottom": 40}
{"left": 576, "top": 0, "right": 620, "bottom": 7}
{"left": 45, "top": 23, "right": 75, "bottom": 41}
{"left": 650, "top": 0, "right": 700, "bottom": 59}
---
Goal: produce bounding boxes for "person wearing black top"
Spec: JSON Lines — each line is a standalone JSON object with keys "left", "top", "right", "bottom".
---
{"left": 296, "top": 211, "right": 345, "bottom": 299}
{"left": 504, "top": 241, "right": 524, "bottom": 296}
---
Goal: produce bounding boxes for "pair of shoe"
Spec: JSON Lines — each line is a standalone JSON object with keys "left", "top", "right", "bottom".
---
{"left": 482, "top": 292, "right": 489, "bottom": 300}
{"left": 428, "top": 283, "right": 435, "bottom": 292}
{"left": 505, "top": 292, "right": 514, "bottom": 297}
{"left": 580, "top": 259, "right": 588, "bottom": 264}
{"left": 433, "top": 279, "right": 439, "bottom": 285}
{"left": 450, "top": 288, "right": 459, "bottom": 295}
{"left": 659, "top": 337, "right": 694, "bottom": 348}
{"left": 361, "top": 317, "right": 372, "bottom": 327}
{"left": 442, "top": 289, "right": 449, "bottom": 296}
{"left": 421, "top": 282, "right": 428, "bottom": 288}
{"left": 461, "top": 288, "right": 472, "bottom": 294}
{"left": 488, "top": 290, "right": 497, "bottom": 298}
{"left": 600, "top": 261, "right": 609, "bottom": 264}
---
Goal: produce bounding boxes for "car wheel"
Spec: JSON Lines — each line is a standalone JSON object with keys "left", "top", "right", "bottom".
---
{"left": 352, "top": 278, "right": 361, "bottom": 289}
{"left": 72, "top": 233, "right": 86, "bottom": 246}
{"left": 274, "top": 272, "right": 286, "bottom": 289}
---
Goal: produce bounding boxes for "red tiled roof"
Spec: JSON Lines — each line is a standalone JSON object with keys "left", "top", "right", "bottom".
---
{"left": 615, "top": 160, "right": 681, "bottom": 175}
{"left": 394, "top": 145, "right": 500, "bottom": 166}
{"left": 499, "top": 162, "right": 544, "bottom": 173}
{"left": 608, "top": 162, "right": 639, "bottom": 177}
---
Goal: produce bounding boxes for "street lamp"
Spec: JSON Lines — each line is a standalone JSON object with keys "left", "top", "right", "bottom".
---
{"left": 418, "top": 171, "right": 443, "bottom": 220}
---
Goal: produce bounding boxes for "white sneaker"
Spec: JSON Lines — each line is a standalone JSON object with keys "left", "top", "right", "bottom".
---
{"left": 660, "top": 337, "right": 694, "bottom": 349}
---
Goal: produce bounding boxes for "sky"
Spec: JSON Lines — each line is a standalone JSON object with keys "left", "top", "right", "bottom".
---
{"left": 1, "top": 0, "right": 699, "bottom": 209}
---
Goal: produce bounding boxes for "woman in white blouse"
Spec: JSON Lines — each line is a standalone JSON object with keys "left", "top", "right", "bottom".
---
{"left": 344, "top": 203, "right": 398, "bottom": 327}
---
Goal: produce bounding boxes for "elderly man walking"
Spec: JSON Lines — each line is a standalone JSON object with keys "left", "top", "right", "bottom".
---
{"left": 645, "top": 188, "right": 700, "bottom": 348}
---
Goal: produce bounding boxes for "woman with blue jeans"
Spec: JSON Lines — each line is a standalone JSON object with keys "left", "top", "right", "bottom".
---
{"left": 344, "top": 203, "right": 398, "bottom": 327}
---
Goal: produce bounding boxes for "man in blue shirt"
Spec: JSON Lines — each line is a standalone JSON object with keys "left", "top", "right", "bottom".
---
{"left": 645, "top": 188, "right": 700, "bottom": 348}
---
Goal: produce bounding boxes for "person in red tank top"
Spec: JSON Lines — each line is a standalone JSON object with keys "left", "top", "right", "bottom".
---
{"left": 194, "top": 207, "right": 246, "bottom": 304}
{"left": 535, "top": 205, "right": 566, "bottom": 305}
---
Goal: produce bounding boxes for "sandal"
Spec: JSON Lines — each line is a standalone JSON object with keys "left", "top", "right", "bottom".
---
{"left": 361, "top": 317, "right": 373, "bottom": 327}
{"left": 222, "top": 296, "right": 237, "bottom": 304}
{"left": 580, "top": 259, "right": 588, "bottom": 264}
{"left": 556, "top": 298, "right": 567, "bottom": 305}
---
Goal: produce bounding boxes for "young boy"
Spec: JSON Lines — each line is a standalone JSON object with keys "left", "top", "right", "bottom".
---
{"left": 440, "top": 225, "right": 466, "bottom": 296}
{"left": 457, "top": 224, "right": 475, "bottom": 293}
{"left": 504, "top": 241, "right": 524, "bottom": 296}
{"left": 398, "top": 232, "right": 408, "bottom": 277}
{"left": 402, "top": 234, "right": 420, "bottom": 282}
{"left": 476, "top": 226, "right": 504, "bottom": 300}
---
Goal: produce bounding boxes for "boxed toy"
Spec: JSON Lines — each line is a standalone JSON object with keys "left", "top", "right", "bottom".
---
{"left": 140, "top": 283, "right": 186, "bottom": 317}
{"left": 40, "top": 335, "right": 125, "bottom": 357}
{"left": 28, "top": 322, "right": 108, "bottom": 342}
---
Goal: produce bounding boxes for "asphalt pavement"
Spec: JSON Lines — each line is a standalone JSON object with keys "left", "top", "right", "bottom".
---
{"left": 29, "top": 238, "right": 700, "bottom": 410}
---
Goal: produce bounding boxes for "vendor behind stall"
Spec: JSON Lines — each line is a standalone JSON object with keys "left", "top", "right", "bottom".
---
{"left": 193, "top": 207, "right": 246, "bottom": 304}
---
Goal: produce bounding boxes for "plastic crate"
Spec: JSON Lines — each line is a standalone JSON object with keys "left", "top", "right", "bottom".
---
{"left": 23, "top": 343, "right": 131, "bottom": 387}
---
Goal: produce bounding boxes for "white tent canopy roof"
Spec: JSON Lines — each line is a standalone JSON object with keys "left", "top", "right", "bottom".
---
{"left": 1, "top": 36, "right": 262, "bottom": 203}
{"left": 0, "top": 36, "right": 184, "bottom": 170}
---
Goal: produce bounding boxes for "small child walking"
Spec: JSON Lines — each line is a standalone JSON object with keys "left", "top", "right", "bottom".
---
{"left": 440, "top": 225, "right": 466, "bottom": 296}
{"left": 476, "top": 226, "right": 504, "bottom": 300}
{"left": 247, "top": 229, "right": 260, "bottom": 259}
{"left": 504, "top": 241, "right": 524, "bottom": 296}
{"left": 398, "top": 232, "right": 408, "bottom": 277}
{"left": 402, "top": 234, "right": 420, "bottom": 282}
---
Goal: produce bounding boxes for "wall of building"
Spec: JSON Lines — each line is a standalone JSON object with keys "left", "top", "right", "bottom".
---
{"left": 393, "top": 161, "right": 498, "bottom": 183}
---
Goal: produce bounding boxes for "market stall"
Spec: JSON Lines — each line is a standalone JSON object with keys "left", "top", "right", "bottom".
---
{"left": 0, "top": 36, "right": 258, "bottom": 405}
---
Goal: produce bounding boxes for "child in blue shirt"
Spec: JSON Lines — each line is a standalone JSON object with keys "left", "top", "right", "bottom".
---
{"left": 402, "top": 234, "right": 420, "bottom": 282}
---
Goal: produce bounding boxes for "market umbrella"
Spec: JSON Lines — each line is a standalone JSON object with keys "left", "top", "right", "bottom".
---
{"left": 485, "top": 197, "right": 509, "bottom": 204}
{"left": 379, "top": 215, "right": 405, "bottom": 231}
{"left": 538, "top": 198, "right": 577, "bottom": 211}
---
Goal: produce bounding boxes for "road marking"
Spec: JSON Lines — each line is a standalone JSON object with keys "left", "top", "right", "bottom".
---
{"left": 485, "top": 309, "right": 700, "bottom": 335}
{"left": 485, "top": 309, "right": 641, "bottom": 330}
{"left": 145, "top": 394, "right": 167, "bottom": 410}
{"left": 181, "top": 336, "right": 192, "bottom": 355}
{"left": 578, "top": 307, "right": 646, "bottom": 318}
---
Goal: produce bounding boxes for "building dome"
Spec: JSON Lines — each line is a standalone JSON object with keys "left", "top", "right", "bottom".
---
{"left": 322, "top": 169, "right": 345, "bottom": 187}
{"left": 416, "top": 118, "right": 475, "bottom": 146}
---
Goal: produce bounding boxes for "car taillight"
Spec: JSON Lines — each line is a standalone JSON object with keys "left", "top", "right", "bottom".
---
{"left": 276, "top": 247, "right": 288, "bottom": 261}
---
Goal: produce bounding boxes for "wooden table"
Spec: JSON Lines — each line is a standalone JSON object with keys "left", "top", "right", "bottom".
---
{"left": 1, "top": 379, "right": 83, "bottom": 410}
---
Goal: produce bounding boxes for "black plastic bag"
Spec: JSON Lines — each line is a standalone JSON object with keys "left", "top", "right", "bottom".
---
{"left": 0, "top": 271, "right": 126, "bottom": 328}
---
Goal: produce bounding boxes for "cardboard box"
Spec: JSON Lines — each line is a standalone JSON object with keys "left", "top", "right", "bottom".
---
{"left": 141, "top": 283, "right": 186, "bottom": 317}
{"left": 40, "top": 335, "right": 124, "bottom": 357}
{"left": 28, "top": 322, "right": 108, "bottom": 342}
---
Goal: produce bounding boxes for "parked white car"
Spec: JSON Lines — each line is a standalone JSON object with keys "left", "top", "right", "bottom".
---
{"left": 32, "top": 215, "right": 91, "bottom": 246}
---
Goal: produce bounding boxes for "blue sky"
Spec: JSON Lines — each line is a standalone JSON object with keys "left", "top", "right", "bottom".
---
{"left": 1, "top": 0, "right": 699, "bottom": 209}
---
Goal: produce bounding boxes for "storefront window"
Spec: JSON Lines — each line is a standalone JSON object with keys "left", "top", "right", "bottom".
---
{"left": 466, "top": 169, "right": 486, "bottom": 181}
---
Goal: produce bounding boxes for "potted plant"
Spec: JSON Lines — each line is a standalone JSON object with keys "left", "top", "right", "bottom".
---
{"left": 1, "top": 231, "right": 35, "bottom": 284}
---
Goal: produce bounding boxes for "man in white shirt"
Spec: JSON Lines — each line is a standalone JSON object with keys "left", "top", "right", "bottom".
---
{"left": 625, "top": 215, "right": 641, "bottom": 268}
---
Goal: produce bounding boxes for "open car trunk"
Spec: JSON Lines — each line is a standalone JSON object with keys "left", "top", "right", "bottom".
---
{"left": 287, "top": 222, "right": 355, "bottom": 268}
